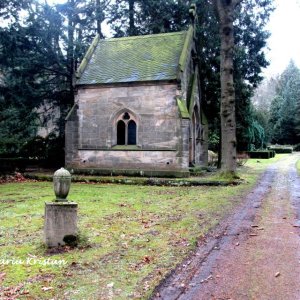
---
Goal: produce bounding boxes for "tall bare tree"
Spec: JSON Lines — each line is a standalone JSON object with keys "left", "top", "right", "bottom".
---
{"left": 213, "top": 0, "right": 242, "bottom": 174}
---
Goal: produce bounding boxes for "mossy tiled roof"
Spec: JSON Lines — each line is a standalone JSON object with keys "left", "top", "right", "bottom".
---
{"left": 77, "top": 31, "right": 187, "bottom": 85}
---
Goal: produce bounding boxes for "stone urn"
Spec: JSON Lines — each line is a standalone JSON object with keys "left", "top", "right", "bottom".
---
{"left": 53, "top": 168, "right": 72, "bottom": 201}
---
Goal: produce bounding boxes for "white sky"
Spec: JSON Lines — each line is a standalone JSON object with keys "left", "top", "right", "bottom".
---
{"left": 263, "top": 0, "right": 300, "bottom": 77}
{"left": 47, "top": 0, "right": 300, "bottom": 78}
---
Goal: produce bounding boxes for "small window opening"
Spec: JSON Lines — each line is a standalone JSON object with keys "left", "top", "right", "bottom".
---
{"left": 117, "top": 120, "right": 126, "bottom": 145}
{"left": 128, "top": 120, "right": 136, "bottom": 145}
{"left": 123, "top": 112, "right": 130, "bottom": 120}
{"left": 116, "top": 112, "right": 137, "bottom": 145}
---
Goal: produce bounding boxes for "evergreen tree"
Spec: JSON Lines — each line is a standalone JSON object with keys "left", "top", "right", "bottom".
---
{"left": 107, "top": 0, "right": 189, "bottom": 37}
{"left": 269, "top": 95, "right": 285, "bottom": 143}
{"left": 269, "top": 60, "right": 300, "bottom": 145}
{"left": 0, "top": 0, "right": 110, "bottom": 155}
{"left": 196, "top": 0, "right": 273, "bottom": 155}
{"left": 0, "top": 1, "right": 68, "bottom": 153}
{"left": 0, "top": 0, "right": 274, "bottom": 158}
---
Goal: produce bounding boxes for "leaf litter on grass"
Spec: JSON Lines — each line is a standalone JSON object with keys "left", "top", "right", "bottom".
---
{"left": 0, "top": 157, "right": 282, "bottom": 299}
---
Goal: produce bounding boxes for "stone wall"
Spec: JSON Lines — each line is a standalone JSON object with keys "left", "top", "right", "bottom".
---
{"left": 175, "top": 36, "right": 209, "bottom": 167}
{"left": 66, "top": 82, "right": 190, "bottom": 172}
{"left": 65, "top": 104, "right": 79, "bottom": 166}
{"left": 74, "top": 150, "right": 179, "bottom": 170}
{"left": 200, "top": 112, "right": 209, "bottom": 166}
{"left": 65, "top": 30, "right": 209, "bottom": 175}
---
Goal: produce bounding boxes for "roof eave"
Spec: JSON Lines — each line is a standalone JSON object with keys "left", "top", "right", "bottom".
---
{"left": 178, "top": 26, "right": 194, "bottom": 73}
{"left": 76, "top": 34, "right": 100, "bottom": 80}
{"left": 75, "top": 79, "right": 178, "bottom": 89}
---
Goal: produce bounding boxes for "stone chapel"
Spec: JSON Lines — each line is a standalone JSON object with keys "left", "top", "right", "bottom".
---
{"left": 65, "top": 5, "right": 208, "bottom": 177}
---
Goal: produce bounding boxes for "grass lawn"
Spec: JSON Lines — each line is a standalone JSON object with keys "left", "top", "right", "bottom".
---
{"left": 297, "top": 158, "right": 300, "bottom": 174}
{"left": 0, "top": 155, "right": 286, "bottom": 299}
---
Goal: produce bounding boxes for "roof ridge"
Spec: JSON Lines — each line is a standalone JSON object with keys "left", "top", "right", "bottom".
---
{"left": 76, "top": 34, "right": 100, "bottom": 79}
{"left": 103, "top": 31, "right": 187, "bottom": 42}
{"left": 77, "top": 29, "right": 189, "bottom": 85}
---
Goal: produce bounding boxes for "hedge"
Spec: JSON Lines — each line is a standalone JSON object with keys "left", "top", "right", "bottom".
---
{"left": 267, "top": 147, "right": 293, "bottom": 154}
{"left": 270, "top": 147, "right": 293, "bottom": 154}
{"left": 247, "top": 151, "right": 273, "bottom": 159}
{"left": 269, "top": 150, "right": 276, "bottom": 158}
{"left": 294, "top": 144, "right": 300, "bottom": 151}
{"left": 0, "top": 158, "right": 41, "bottom": 174}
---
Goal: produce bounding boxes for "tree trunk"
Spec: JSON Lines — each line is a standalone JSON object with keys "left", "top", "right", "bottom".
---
{"left": 67, "top": 0, "right": 75, "bottom": 95}
{"left": 96, "top": 0, "right": 104, "bottom": 38}
{"left": 214, "top": 0, "right": 241, "bottom": 174}
{"left": 128, "top": 0, "right": 135, "bottom": 36}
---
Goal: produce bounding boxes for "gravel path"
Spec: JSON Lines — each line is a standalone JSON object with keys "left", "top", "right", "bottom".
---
{"left": 153, "top": 153, "right": 300, "bottom": 300}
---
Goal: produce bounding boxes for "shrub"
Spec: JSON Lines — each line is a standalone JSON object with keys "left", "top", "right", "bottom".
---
{"left": 269, "top": 150, "right": 276, "bottom": 158}
{"left": 20, "top": 133, "right": 64, "bottom": 168}
{"left": 0, "top": 134, "right": 64, "bottom": 174}
{"left": 208, "top": 132, "right": 219, "bottom": 152}
{"left": 267, "top": 146, "right": 293, "bottom": 154}
{"left": 208, "top": 150, "right": 218, "bottom": 166}
{"left": 21, "top": 136, "right": 47, "bottom": 159}
{"left": 294, "top": 144, "right": 300, "bottom": 151}
{"left": 0, "top": 158, "right": 40, "bottom": 174}
{"left": 237, "top": 152, "right": 249, "bottom": 166}
{"left": 247, "top": 151, "right": 272, "bottom": 159}
{"left": 189, "top": 166, "right": 205, "bottom": 176}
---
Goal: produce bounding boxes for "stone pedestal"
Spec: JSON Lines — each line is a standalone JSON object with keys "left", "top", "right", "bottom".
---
{"left": 44, "top": 202, "right": 78, "bottom": 247}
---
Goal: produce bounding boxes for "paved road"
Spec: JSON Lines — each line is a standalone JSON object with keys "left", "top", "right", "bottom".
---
{"left": 154, "top": 153, "right": 300, "bottom": 300}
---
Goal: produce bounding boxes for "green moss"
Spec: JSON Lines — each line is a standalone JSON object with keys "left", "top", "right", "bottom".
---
{"left": 24, "top": 172, "right": 242, "bottom": 186}
{"left": 177, "top": 98, "right": 190, "bottom": 119}
{"left": 179, "top": 26, "right": 193, "bottom": 72}
{"left": 70, "top": 168, "right": 190, "bottom": 178}
{"left": 201, "top": 110, "right": 208, "bottom": 125}
{"left": 65, "top": 103, "right": 78, "bottom": 121}
{"left": 76, "top": 34, "right": 100, "bottom": 79}
{"left": 78, "top": 31, "right": 187, "bottom": 85}
{"left": 188, "top": 74, "right": 197, "bottom": 115}
{"left": 111, "top": 145, "right": 141, "bottom": 150}
{"left": 0, "top": 155, "right": 286, "bottom": 299}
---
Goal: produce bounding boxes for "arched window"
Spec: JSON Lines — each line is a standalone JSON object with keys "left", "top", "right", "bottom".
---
{"left": 117, "top": 120, "right": 126, "bottom": 145}
{"left": 116, "top": 112, "right": 137, "bottom": 145}
{"left": 128, "top": 120, "right": 136, "bottom": 145}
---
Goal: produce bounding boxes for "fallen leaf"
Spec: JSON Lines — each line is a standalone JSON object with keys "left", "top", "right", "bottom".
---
{"left": 0, "top": 272, "right": 6, "bottom": 281}
{"left": 41, "top": 287, "right": 53, "bottom": 291}
{"left": 20, "top": 290, "right": 30, "bottom": 295}
{"left": 143, "top": 256, "right": 152, "bottom": 264}
{"left": 27, "top": 254, "right": 37, "bottom": 258}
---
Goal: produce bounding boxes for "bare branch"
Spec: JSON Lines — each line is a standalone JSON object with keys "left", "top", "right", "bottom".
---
{"left": 232, "top": 0, "right": 243, "bottom": 8}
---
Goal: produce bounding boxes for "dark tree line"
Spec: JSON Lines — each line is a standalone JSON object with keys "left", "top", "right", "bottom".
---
{"left": 0, "top": 0, "right": 273, "bottom": 164}
{"left": 251, "top": 60, "right": 300, "bottom": 149}
{"left": 268, "top": 60, "right": 300, "bottom": 145}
